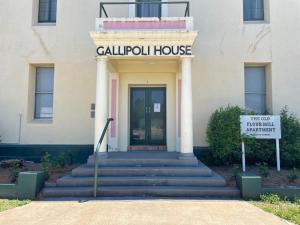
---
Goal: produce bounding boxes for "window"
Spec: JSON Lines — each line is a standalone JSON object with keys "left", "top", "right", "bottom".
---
{"left": 34, "top": 67, "right": 54, "bottom": 119}
{"left": 245, "top": 67, "right": 266, "bottom": 114}
{"left": 38, "top": 0, "right": 57, "bottom": 23}
{"left": 136, "top": 0, "right": 161, "bottom": 17}
{"left": 243, "top": 0, "right": 264, "bottom": 21}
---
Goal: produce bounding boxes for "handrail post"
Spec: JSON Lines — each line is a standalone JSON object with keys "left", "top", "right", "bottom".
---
{"left": 93, "top": 118, "right": 114, "bottom": 198}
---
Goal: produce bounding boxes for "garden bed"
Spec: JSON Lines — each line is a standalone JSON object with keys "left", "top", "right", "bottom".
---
{"left": 212, "top": 166, "right": 300, "bottom": 187}
{"left": 0, "top": 160, "right": 78, "bottom": 184}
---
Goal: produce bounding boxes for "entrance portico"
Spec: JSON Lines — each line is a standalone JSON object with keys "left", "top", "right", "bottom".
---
{"left": 90, "top": 16, "right": 198, "bottom": 157}
{"left": 93, "top": 55, "right": 195, "bottom": 157}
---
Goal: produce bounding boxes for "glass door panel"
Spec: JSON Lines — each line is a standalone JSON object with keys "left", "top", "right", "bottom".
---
{"left": 149, "top": 88, "right": 166, "bottom": 144}
{"left": 130, "top": 88, "right": 146, "bottom": 145}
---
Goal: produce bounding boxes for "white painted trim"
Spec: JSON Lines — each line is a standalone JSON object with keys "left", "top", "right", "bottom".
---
{"left": 162, "top": 0, "right": 168, "bottom": 17}
{"left": 128, "top": 0, "right": 135, "bottom": 18}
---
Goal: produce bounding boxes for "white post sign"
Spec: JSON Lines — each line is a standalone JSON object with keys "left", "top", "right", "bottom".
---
{"left": 240, "top": 115, "right": 282, "bottom": 172}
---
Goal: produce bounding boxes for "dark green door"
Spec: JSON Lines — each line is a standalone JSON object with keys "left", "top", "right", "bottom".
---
{"left": 130, "top": 87, "right": 166, "bottom": 146}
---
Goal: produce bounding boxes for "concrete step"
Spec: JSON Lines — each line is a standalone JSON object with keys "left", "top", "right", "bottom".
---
{"left": 72, "top": 166, "right": 212, "bottom": 177}
{"left": 87, "top": 157, "right": 199, "bottom": 167}
{"left": 56, "top": 174, "right": 226, "bottom": 187}
{"left": 42, "top": 186, "right": 240, "bottom": 198}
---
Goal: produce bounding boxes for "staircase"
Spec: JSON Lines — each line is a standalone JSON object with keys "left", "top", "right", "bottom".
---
{"left": 41, "top": 152, "right": 240, "bottom": 198}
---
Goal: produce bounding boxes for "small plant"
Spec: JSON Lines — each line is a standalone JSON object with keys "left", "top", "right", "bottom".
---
{"left": 8, "top": 161, "right": 22, "bottom": 182}
{"left": 256, "top": 162, "right": 270, "bottom": 177}
{"left": 232, "top": 164, "right": 241, "bottom": 175}
{"left": 41, "top": 152, "right": 52, "bottom": 180}
{"left": 56, "top": 152, "right": 66, "bottom": 168}
{"left": 66, "top": 150, "right": 75, "bottom": 165}
{"left": 260, "top": 194, "right": 281, "bottom": 204}
{"left": 294, "top": 197, "right": 300, "bottom": 205}
{"left": 287, "top": 168, "right": 299, "bottom": 183}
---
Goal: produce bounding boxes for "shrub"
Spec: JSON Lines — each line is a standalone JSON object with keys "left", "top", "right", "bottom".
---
{"left": 260, "top": 194, "right": 281, "bottom": 204}
{"left": 280, "top": 107, "right": 300, "bottom": 168}
{"left": 56, "top": 152, "right": 66, "bottom": 168}
{"left": 206, "top": 106, "right": 243, "bottom": 165}
{"left": 66, "top": 150, "right": 75, "bottom": 165}
{"left": 8, "top": 161, "right": 22, "bottom": 183}
{"left": 41, "top": 152, "right": 52, "bottom": 180}
{"left": 256, "top": 162, "right": 270, "bottom": 178}
{"left": 287, "top": 168, "right": 299, "bottom": 183}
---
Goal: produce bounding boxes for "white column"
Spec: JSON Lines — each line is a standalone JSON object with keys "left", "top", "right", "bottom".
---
{"left": 94, "top": 57, "right": 108, "bottom": 153}
{"left": 180, "top": 56, "right": 194, "bottom": 157}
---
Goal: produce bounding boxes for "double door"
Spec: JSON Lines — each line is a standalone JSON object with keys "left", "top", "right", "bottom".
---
{"left": 130, "top": 87, "right": 166, "bottom": 146}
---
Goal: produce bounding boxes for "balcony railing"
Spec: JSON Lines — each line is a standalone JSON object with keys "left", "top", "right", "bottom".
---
{"left": 99, "top": 1, "right": 190, "bottom": 18}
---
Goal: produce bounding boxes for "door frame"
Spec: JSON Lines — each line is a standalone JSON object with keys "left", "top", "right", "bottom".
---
{"left": 129, "top": 86, "right": 167, "bottom": 146}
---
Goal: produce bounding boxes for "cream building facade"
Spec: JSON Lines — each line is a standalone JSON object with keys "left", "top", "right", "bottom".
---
{"left": 0, "top": 0, "right": 300, "bottom": 158}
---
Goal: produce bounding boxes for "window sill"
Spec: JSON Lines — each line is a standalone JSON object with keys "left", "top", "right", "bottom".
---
{"left": 243, "top": 21, "right": 269, "bottom": 25}
{"left": 29, "top": 119, "right": 53, "bottom": 124}
{"left": 33, "top": 22, "right": 56, "bottom": 27}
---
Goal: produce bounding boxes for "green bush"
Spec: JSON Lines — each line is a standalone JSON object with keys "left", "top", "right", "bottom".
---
{"left": 41, "top": 152, "right": 52, "bottom": 180}
{"left": 260, "top": 194, "right": 281, "bottom": 204}
{"left": 287, "top": 168, "right": 299, "bottom": 183}
{"left": 280, "top": 107, "right": 300, "bottom": 168}
{"left": 8, "top": 161, "right": 22, "bottom": 183}
{"left": 56, "top": 152, "right": 66, "bottom": 168}
{"left": 206, "top": 105, "right": 300, "bottom": 168}
{"left": 206, "top": 106, "right": 243, "bottom": 165}
{"left": 256, "top": 162, "right": 270, "bottom": 178}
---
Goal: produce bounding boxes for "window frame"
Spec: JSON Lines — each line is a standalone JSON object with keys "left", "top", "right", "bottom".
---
{"left": 244, "top": 66, "right": 267, "bottom": 114}
{"left": 135, "top": 0, "right": 162, "bottom": 18}
{"left": 243, "top": 0, "right": 265, "bottom": 22}
{"left": 34, "top": 67, "right": 54, "bottom": 120}
{"left": 38, "top": 0, "right": 57, "bottom": 23}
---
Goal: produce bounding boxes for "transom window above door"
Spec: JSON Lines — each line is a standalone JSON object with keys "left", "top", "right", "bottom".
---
{"left": 136, "top": 0, "right": 162, "bottom": 17}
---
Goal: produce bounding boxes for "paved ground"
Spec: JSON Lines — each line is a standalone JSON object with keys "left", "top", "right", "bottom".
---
{"left": 0, "top": 199, "right": 292, "bottom": 225}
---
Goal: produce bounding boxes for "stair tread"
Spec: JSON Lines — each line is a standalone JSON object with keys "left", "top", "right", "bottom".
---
{"left": 43, "top": 186, "right": 239, "bottom": 191}
{"left": 59, "top": 175, "right": 224, "bottom": 180}
{"left": 77, "top": 166, "right": 209, "bottom": 169}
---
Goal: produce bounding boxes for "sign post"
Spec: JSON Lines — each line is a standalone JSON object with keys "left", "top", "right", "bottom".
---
{"left": 241, "top": 141, "right": 246, "bottom": 172}
{"left": 240, "top": 115, "right": 282, "bottom": 172}
{"left": 276, "top": 139, "right": 280, "bottom": 171}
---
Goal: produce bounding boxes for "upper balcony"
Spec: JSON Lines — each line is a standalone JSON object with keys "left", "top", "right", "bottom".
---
{"left": 90, "top": 1, "right": 197, "bottom": 55}
{"left": 94, "top": 1, "right": 194, "bottom": 32}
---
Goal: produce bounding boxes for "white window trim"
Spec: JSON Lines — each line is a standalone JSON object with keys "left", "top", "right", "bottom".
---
{"left": 34, "top": 67, "right": 55, "bottom": 120}
{"left": 129, "top": 0, "right": 168, "bottom": 18}
{"left": 243, "top": 0, "right": 270, "bottom": 24}
{"left": 32, "top": 0, "right": 57, "bottom": 26}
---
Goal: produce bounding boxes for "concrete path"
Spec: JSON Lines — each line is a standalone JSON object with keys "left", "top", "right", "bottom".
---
{"left": 0, "top": 200, "right": 292, "bottom": 225}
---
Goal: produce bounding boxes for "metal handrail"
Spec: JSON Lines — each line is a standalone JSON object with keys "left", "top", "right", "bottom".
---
{"left": 99, "top": 1, "right": 190, "bottom": 18}
{"left": 93, "top": 118, "right": 114, "bottom": 198}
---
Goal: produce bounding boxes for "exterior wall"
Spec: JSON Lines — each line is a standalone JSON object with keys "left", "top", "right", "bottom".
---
{"left": 1, "top": 0, "right": 300, "bottom": 147}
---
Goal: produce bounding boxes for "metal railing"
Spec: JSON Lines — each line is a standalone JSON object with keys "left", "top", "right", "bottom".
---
{"left": 99, "top": 1, "right": 190, "bottom": 18}
{"left": 93, "top": 118, "right": 114, "bottom": 198}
